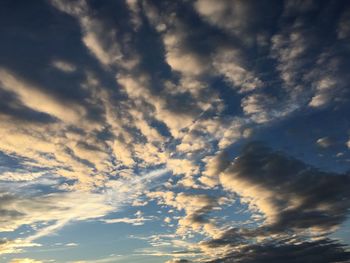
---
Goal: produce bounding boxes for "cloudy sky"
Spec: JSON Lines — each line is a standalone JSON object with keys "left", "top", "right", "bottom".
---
{"left": 0, "top": 0, "right": 350, "bottom": 262}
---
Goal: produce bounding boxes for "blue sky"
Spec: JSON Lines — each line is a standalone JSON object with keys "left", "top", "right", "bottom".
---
{"left": 0, "top": 0, "right": 350, "bottom": 262}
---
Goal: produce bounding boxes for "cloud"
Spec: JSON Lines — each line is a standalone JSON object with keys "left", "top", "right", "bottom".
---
{"left": 194, "top": 0, "right": 258, "bottom": 45}
{"left": 68, "top": 254, "right": 123, "bottom": 263}
{"left": 50, "top": 0, "right": 126, "bottom": 68}
{"left": 270, "top": 1, "right": 350, "bottom": 110}
{"left": 0, "top": 168, "right": 168, "bottom": 254}
{"left": 166, "top": 158, "right": 199, "bottom": 178}
{"left": 126, "top": 0, "right": 142, "bottom": 31}
{"left": 218, "top": 143, "right": 350, "bottom": 232}
{"left": 165, "top": 259, "right": 192, "bottom": 263}
{"left": 316, "top": 137, "right": 333, "bottom": 148}
{"left": 102, "top": 211, "right": 155, "bottom": 226}
{"left": 338, "top": 8, "right": 350, "bottom": 39}
{"left": 0, "top": 68, "right": 85, "bottom": 123}
{"left": 1, "top": 1, "right": 350, "bottom": 261}
{"left": 0, "top": 111, "right": 111, "bottom": 190}
{"left": 147, "top": 191, "right": 223, "bottom": 237}
{"left": 204, "top": 238, "right": 350, "bottom": 263}
{"left": 65, "top": 242, "right": 79, "bottom": 247}
{"left": 309, "top": 77, "right": 337, "bottom": 108}
{"left": 9, "top": 258, "right": 44, "bottom": 263}
{"left": 0, "top": 238, "right": 41, "bottom": 255}
{"left": 102, "top": 217, "right": 149, "bottom": 225}
{"left": 212, "top": 48, "right": 263, "bottom": 93}
{"left": 241, "top": 94, "right": 278, "bottom": 123}
{"left": 51, "top": 59, "right": 76, "bottom": 73}
{"left": 193, "top": 142, "right": 350, "bottom": 260}
{"left": 143, "top": 4, "right": 210, "bottom": 77}
{"left": 0, "top": 190, "right": 113, "bottom": 233}
{"left": 161, "top": 25, "right": 209, "bottom": 76}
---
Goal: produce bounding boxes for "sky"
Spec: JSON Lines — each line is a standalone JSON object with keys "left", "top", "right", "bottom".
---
{"left": 0, "top": 0, "right": 350, "bottom": 262}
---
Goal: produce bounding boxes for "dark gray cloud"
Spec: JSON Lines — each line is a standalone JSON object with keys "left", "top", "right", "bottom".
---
{"left": 205, "top": 238, "right": 350, "bottom": 263}
{"left": 197, "top": 142, "right": 350, "bottom": 262}
{"left": 166, "top": 260, "right": 192, "bottom": 263}
{"left": 220, "top": 143, "right": 350, "bottom": 232}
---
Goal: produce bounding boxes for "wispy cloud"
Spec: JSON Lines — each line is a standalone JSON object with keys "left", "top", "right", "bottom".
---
{"left": 0, "top": 168, "right": 168, "bottom": 254}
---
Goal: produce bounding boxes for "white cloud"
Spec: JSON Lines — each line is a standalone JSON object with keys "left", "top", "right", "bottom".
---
{"left": 65, "top": 242, "right": 79, "bottom": 247}
{"left": 102, "top": 216, "right": 152, "bottom": 226}
{"left": 316, "top": 137, "right": 333, "bottom": 148}
{"left": 102, "top": 210, "right": 155, "bottom": 226}
{"left": 9, "top": 258, "right": 44, "bottom": 263}
{"left": 194, "top": 0, "right": 255, "bottom": 45}
{"left": 51, "top": 0, "right": 125, "bottom": 68}
{"left": 309, "top": 77, "right": 337, "bottom": 108}
{"left": 126, "top": 0, "right": 142, "bottom": 31}
{"left": 51, "top": 59, "right": 76, "bottom": 73}
{"left": 147, "top": 191, "right": 222, "bottom": 237}
{"left": 0, "top": 168, "right": 168, "bottom": 254}
{"left": 213, "top": 48, "right": 263, "bottom": 93}
{"left": 0, "top": 68, "right": 85, "bottom": 123}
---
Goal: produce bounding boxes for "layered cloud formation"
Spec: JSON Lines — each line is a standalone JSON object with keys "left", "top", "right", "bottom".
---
{"left": 198, "top": 143, "right": 350, "bottom": 261}
{"left": 0, "top": 0, "right": 349, "bottom": 262}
